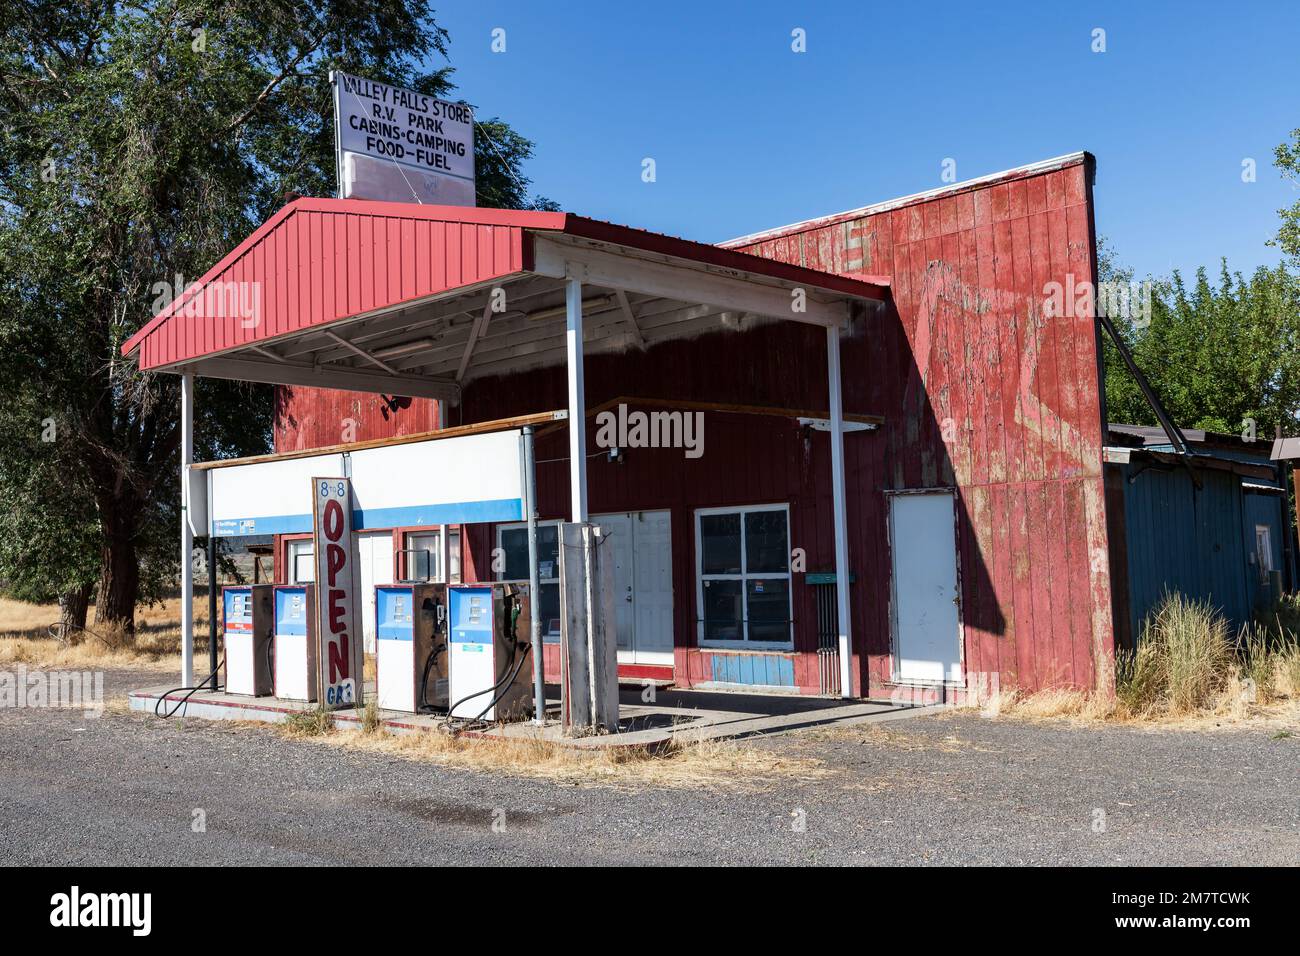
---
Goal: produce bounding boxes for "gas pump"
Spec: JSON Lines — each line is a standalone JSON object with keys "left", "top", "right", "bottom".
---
{"left": 375, "top": 584, "right": 449, "bottom": 713}
{"left": 447, "top": 583, "right": 532, "bottom": 722}
{"left": 273, "top": 585, "right": 317, "bottom": 702}
{"left": 223, "top": 585, "right": 273, "bottom": 697}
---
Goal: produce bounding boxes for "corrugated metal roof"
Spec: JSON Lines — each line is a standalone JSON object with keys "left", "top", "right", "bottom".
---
{"left": 121, "top": 198, "right": 888, "bottom": 370}
{"left": 1109, "top": 423, "right": 1278, "bottom": 463}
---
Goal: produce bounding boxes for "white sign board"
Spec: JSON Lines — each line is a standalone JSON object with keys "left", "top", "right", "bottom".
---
{"left": 208, "top": 452, "right": 346, "bottom": 536}
{"left": 332, "top": 70, "right": 475, "bottom": 206}
{"left": 313, "top": 477, "right": 362, "bottom": 709}
{"left": 205, "top": 431, "right": 523, "bottom": 537}
{"left": 348, "top": 430, "right": 525, "bottom": 526}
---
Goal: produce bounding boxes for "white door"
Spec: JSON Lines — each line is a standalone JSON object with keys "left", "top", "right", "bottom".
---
{"left": 631, "top": 511, "right": 674, "bottom": 665}
{"left": 890, "top": 492, "right": 962, "bottom": 683}
{"left": 599, "top": 514, "right": 635, "bottom": 656}
{"left": 356, "top": 531, "right": 394, "bottom": 653}
{"left": 594, "top": 511, "right": 674, "bottom": 666}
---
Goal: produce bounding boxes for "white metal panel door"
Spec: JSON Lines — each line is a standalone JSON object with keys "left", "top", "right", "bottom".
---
{"left": 597, "top": 514, "right": 635, "bottom": 656}
{"left": 356, "top": 531, "right": 394, "bottom": 653}
{"left": 890, "top": 492, "right": 962, "bottom": 683}
{"left": 631, "top": 511, "right": 674, "bottom": 664}
{"left": 595, "top": 511, "right": 674, "bottom": 666}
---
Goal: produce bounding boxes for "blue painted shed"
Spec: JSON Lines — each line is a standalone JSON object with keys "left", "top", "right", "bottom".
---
{"left": 1104, "top": 424, "right": 1296, "bottom": 646}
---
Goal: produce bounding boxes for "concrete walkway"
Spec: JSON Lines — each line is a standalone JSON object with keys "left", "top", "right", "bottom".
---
{"left": 129, "top": 680, "right": 936, "bottom": 748}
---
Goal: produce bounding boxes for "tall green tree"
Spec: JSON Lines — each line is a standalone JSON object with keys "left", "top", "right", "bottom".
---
{"left": 1100, "top": 249, "right": 1300, "bottom": 440}
{"left": 0, "top": 2, "right": 552, "bottom": 635}
{"left": 1273, "top": 128, "right": 1300, "bottom": 264}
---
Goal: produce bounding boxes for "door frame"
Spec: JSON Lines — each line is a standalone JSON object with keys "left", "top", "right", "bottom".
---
{"left": 885, "top": 488, "right": 965, "bottom": 686}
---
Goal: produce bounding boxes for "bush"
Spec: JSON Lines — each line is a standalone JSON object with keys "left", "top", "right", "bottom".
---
{"left": 1119, "top": 593, "right": 1232, "bottom": 714}
{"left": 1278, "top": 642, "right": 1300, "bottom": 700}
{"left": 283, "top": 705, "right": 333, "bottom": 737}
{"left": 1115, "top": 641, "right": 1164, "bottom": 715}
{"left": 1239, "top": 615, "right": 1300, "bottom": 704}
{"left": 1268, "top": 592, "right": 1300, "bottom": 639}
{"left": 359, "top": 695, "right": 383, "bottom": 735}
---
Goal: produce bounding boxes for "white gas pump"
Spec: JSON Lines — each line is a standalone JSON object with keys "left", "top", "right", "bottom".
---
{"left": 375, "top": 583, "right": 449, "bottom": 713}
{"left": 273, "top": 585, "right": 317, "bottom": 701}
{"left": 223, "top": 585, "right": 273, "bottom": 697}
{"left": 447, "top": 583, "right": 532, "bottom": 722}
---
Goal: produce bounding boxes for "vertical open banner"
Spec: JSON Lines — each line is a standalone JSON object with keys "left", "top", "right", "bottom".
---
{"left": 313, "top": 477, "right": 362, "bottom": 709}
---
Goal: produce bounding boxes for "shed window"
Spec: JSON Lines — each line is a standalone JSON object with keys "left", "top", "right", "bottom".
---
{"left": 696, "top": 504, "right": 792, "bottom": 648}
{"left": 1255, "top": 525, "right": 1273, "bottom": 583}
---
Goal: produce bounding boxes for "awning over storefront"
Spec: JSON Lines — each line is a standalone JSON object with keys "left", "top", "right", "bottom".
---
{"left": 122, "top": 198, "right": 888, "bottom": 404}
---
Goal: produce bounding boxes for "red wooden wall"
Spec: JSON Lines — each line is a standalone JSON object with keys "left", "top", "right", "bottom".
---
{"left": 274, "top": 387, "right": 439, "bottom": 450}
{"left": 726, "top": 154, "right": 1115, "bottom": 694}
{"left": 454, "top": 335, "right": 865, "bottom": 692}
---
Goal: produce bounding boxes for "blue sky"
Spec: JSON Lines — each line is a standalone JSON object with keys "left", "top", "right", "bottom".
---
{"left": 433, "top": 1, "right": 1298, "bottom": 281}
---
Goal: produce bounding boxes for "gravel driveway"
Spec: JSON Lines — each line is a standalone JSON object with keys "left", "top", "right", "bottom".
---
{"left": 0, "top": 669, "right": 1295, "bottom": 866}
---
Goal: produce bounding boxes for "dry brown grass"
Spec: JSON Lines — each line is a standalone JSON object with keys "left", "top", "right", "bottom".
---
{"left": 983, "top": 687, "right": 1117, "bottom": 721}
{"left": 982, "top": 679, "right": 1300, "bottom": 732}
{"left": 286, "top": 722, "right": 832, "bottom": 791}
{"left": 281, "top": 705, "right": 335, "bottom": 738}
{"left": 979, "top": 593, "right": 1300, "bottom": 733}
{"left": 0, "top": 595, "right": 211, "bottom": 672}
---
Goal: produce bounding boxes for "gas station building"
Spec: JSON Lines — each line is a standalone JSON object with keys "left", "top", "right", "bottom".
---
{"left": 124, "top": 150, "right": 1122, "bottom": 702}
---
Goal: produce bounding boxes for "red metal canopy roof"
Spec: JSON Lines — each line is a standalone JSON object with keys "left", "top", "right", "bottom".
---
{"left": 122, "top": 197, "right": 888, "bottom": 373}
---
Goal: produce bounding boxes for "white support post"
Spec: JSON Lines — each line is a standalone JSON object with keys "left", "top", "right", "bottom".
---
{"left": 439, "top": 523, "right": 450, "bottom": 583}
{"left": 522, "top": 427, "right": 546, "bottom": 725}
{"left": 565, "top": 276, "right": 589, "bottom": 522}
{"left": 180, "top": 372, "right": 195, "bottom": 687}
{"left": 826, "top": 325, "right": 854, "bottom": 698}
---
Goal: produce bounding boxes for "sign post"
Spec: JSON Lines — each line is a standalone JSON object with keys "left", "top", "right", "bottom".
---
{"left": 312, "top": 478, "right": 362, "bottom": 709}
{"left": 329, "top": 70, "right": 475, "bottom": 206}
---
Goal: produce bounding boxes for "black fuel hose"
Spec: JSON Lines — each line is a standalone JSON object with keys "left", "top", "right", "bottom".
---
{"left": 154, "top": 656, "right": 225, "bottom": 719}
{"left": 265, "top": 633, "right": 275, "bottom": 691}
{"left": 444, "top": 642, "right": 530, "bottom": 726}
{"left": 470, "top": 643, "right": 532, "bottom": 723}
{"left": 417, "top": 643, "right": 446, "bottom": 713}
{"left": 443, "top": 595, "right": 530, "bottom": 726}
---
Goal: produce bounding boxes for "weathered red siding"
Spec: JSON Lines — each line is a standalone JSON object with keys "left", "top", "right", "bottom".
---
{"left": 461, "top": 375, "right": 864, "bottom": 691}
{"left": 274, "top": 388, "right": 439, "bottom": 450}
{"left": 727, "top": 155, "right": 1114, "bottom": 694}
